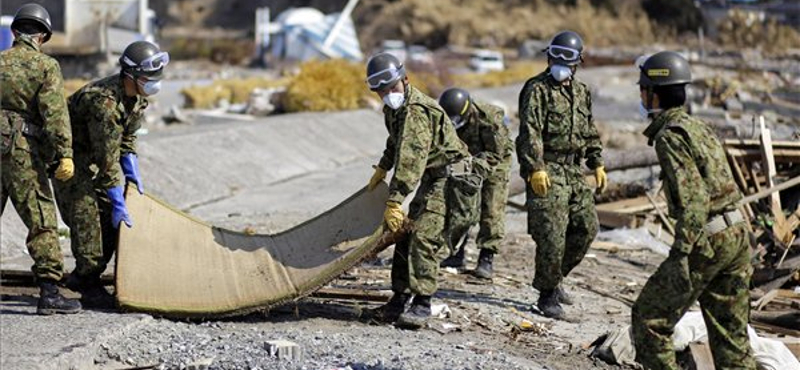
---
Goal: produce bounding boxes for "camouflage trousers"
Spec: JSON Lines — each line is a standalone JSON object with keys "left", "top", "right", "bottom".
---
{"left": 444, "top": 167, "right": 510, "bottom": 254}
{"left": 475, "top": 169, "right": 510, "bottom": 254}
{"left": 0, "top": 135, "right": 65, "bottom": 281}
{"left": 392, "top": 172, "right": 450, "bottom": 296}
{"left": 632, "top": 223, "right": 756, "bottom": 370}
{"left": 52, "top": 164, "right": 117, "bottom": 279}
{"left": 526, "top": 162, "right": 597, "bottom": 291}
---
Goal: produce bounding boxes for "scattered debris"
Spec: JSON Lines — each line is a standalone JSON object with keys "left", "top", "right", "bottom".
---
{"left": 431, "top": 303, "right": 451, "bottom": 319}
{"left": 264, "top": 340, "right": 303, "bottom": 361}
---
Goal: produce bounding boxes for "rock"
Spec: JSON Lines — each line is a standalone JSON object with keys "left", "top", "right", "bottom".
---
{"left": 187, "top": 357, "right": 215, "bottom": 370}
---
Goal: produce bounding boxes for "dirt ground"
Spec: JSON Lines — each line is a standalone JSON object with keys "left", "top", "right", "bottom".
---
{"left": 2, "top": 209, "right": 666, "bottom": 370}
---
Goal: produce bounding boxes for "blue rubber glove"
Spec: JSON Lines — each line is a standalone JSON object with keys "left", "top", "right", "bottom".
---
{"left": 120, "top": 153, "right": 144, "bottom": 194}
{"left": 107, "top": 186, "right": 133, "bottom": 228}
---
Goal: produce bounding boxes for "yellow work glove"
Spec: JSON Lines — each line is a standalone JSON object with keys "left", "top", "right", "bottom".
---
{"left": 54, "top": 157, "right": 74, "bottom": 181}
{"left": 595, "top": 166, "right": 608, "bottom": 194}
{"left": 383, "top": 201, "right": 404, "bottom": 232}
{"left": 529, "top": 170, "right": 551, "bottom": 196}
{"left": 368, "top": 165, "right": 387, "bottom": 191}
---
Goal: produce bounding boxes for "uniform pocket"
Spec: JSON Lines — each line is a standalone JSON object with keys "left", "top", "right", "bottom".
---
{"left": 0, "top": 112, "right": 23, "bottom": 156}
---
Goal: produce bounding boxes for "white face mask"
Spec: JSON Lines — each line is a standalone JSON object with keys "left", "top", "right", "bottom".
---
{"left": 139, "top": 79, "right": 162, "bottom": 96}
{"left": 638, "top": 101, "right": 662, "bottom": 120}
{"left": 550, "top": 64, "right": 573, "bottom": 82}
{"left": 383, "top": 92, "right": 405, "bottom": 110}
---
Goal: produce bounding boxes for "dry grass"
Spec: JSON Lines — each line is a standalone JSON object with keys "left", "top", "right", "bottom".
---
{"left": 181, "top": 77, "right": 289, "bottom": 109}
{"left": 355, "top": 0, "right": 657, "bottom": 49}
{"left": 63, "top": 79, "right": 88, "bottom": 96}
{"left": 718, "top": 9, "right": 800, "bottom": 55}
{"left": 167, "top": 37, "right": 255, "bottom": 64}
{"left": 453, "top": 61, "right": 548, "bottom": 89}
{"left": 281, "top": 59, "right": 371, "bottom": 113}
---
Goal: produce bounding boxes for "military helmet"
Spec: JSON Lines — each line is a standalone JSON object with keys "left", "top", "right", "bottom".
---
{"left": 439, "top": 87, "right": 471, "bottom": 129}
{"left": 545, "top": 30, "right": 583, "bottom": 65}
{"left": 11, "top": 3, "right": 53, "bottom": 43}
{"left": 638, "top": 51, "right": 692, "bottom": 87}
{"left": 365, "top": 52, "right": 405, "bottom": 91}
{"left": 119, "top": 41, "right": 169, "bottom": 80}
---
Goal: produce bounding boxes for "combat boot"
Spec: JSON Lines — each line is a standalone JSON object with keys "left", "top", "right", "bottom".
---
{"left": 395, "top": 295, "right": 431, "bottom": 330}
{"left": 365, "top": 292, "right": 410, "bottom": 323}
{"left": 37, "top": 281, "right": 82, "bottom": 315}
{"left": 439, "top": 247, "right": 465, "bottom": 268}
{"left": 80, "top": 285, "right": 116, "bottom": 309}
{"left": 472, "top": 249, "right": 494, "bottom": 279}
{"left": 64, "top": 274, "right": 115, "bottom": 309}
{"left": 536, "top": 289, "right": 565, "bottom": 320}
{"left": 555, "top": 284, "right": 574, "bottom": 305}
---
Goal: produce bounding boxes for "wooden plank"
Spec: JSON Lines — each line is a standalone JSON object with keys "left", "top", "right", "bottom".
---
{"left": 646, "top": 191, "right": 675, "bottom": 235}
{"left": 311, "top": 287, "right": 390, "bottom": 302}
{"left": 777, "top": 289, "right": 800, "bottom": 300}
{"left": 724, "top": 138, "right": 800, "bottom": 150}
{"left": 747, "top": 164, "right": 763, "bottom": 193}
{"left": 689, "top": 342, "right": 716, "bottom": 370}
{"left": 597, "top": 210, "right": 638, "bottom": 229}
{"left": 725, "top": 147, "right": 800, "bottom": 163}
{"left": 726, "top": 152, "right": 749, "bottom": 194}
{"left": 752, "top": 289, "right": 779, "bottom": 311}
{"left": 725, "top": 153, "right": 756, "bottom": 219}
{"left": 738, "top": 175, "right": 800, "bottom": 207}
{"left": 1, "top": 269, "right": 114, "bottom": 285}
{"left": 759, "top": 117, "right": 782, "bottom": 214}
{"left": 751, "top": 310, "right": 800, "bottom": 330}
{"left": 751, "top": 321, "right": 800, "bottom": 338}
{"left": 596, "top": 196, "right": 665, "bottom": 214}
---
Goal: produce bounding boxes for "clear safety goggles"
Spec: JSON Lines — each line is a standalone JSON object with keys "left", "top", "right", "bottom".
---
{"left": 124, "top": 51, "right": 170, "bottom": 72}
{"left": 546, "top": 45, "right": 580, "bottom": 63}
{"left": 366, "top": 66, "right": 404, "bottom": 90}
{"left": 451, "top": 116, "right": 466, "bottom": 130}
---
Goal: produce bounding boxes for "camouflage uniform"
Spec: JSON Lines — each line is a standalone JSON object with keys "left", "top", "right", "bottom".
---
{"left": 0, "top": 35, "right": 72, "bottom": 282}
{"left": 52, "top": 74, "right": 147, "bottom": 279}
{"left": 516, "top": 69, "right": 603, "bottom": 292}
{"left": 632, "top": 107, "right": 756, "bottom": 370}
{"left": 378, "top": 85, "right": 470, "bottom": 296}
{"left": 452, "top": 100, "right": 513, "bottom": 254}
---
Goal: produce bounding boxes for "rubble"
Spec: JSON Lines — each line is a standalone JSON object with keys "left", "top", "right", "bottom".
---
{"left": 264, "top": 340, "right": 303, "bottom": 361}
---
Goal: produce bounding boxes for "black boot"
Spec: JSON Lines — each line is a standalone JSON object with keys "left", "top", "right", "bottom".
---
{"left": 536, "top": 289, "right": 565, "bottom": 320}
{"left": 472, "top": 249, "right": 494, "bottom": 279}
{"left": 440, "top": 247, "right": 465, "bottom": 268}
{"left": 395, "top": 295, "right": 431, "bottom": 329}
{"left": 365, "top": 292, "right": 410, "bottom": 323}
{"left": 64, "top": 274, "right": 115, "bottom": 309}
{"left": 37, "top": 281, "right": 81, "bottom": 315}
{"left": 555, "top": 285, "right": 574, "bottom": 305}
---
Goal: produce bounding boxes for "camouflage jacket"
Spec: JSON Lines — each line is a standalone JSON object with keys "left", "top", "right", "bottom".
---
{"left": 68, "top": 74, "right": 147, "bottom": 189}
{"left": 456, "top": 100, "right": 513, "bottom": 176}
{"left": 643, "top": 107, "right": 743, "bottom": 255}
{"left": 516, "top": 69, "right": 603, "bottom": 177}
{"left": 378, "top": 85, "right": 469, "bottom": 203}
{"left": 0, "top": 35, "right": 72, "bottom": 159}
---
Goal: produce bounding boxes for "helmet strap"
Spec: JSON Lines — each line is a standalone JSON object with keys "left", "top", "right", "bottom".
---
{"left": 646, "top": 87, "right": 655, "bottom": 111}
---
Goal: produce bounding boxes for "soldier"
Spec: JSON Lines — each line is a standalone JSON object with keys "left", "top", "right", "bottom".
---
{"left": 0, "top": 3, "right": 81, "bottom": 315}
{"left": 364, "top": 52, "right": 471, "bottom": 329}
{"left": 632, "top": 51, "right": 756, "bottom": 370}
{"left": 516, "top": 30, "right": 606, "bottom": 320}
{"left": 438, "top": 87, "right": 513, "bottom": 279}
{"left": 53, "top": 41, "right": 167, "bottom": 308}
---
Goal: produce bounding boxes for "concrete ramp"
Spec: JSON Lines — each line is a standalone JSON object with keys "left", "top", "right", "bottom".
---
{"left": 116, "top": 183, "right": 390, "bottom": 318}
